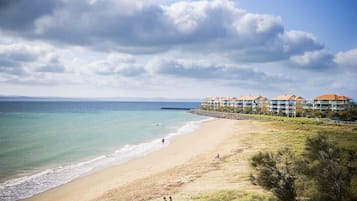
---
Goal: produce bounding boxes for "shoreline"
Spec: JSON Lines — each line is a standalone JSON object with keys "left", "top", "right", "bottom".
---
{"left": 1, "top": 116, "right": 210, "bottom": 201}
{"left": 24, "top": 118, "right": 249, "bottom": 201}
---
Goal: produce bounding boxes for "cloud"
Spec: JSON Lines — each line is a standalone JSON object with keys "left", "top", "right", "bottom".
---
{"left": 334, "top": 49, "right": 357, "bottom": 72}
{"left": 0, "top": 0, "right": 323, "bottom": 63}
{"left": 289, "top": 50, "right": 335, "bottom": 71}
{"left": 145, "top": 57, "right": 287, "bottom": 85}
{"left": 34, "top": 54, "right": 67, "bottom": 73}
{"left": 90, "top": 54, "right": 145, "bottom": 76}
{"left": 0, "top": 44, "right": 40, "bottom": 75}
{"left": 281, "top": 31, "right": 323, "bottom": 54}
{"left": 0, "top": 44, "right": 38, "bottom": 62}
{"left": 0, "top": 0, "right": 61, "bottom": 32}
{"left": 0, "top": 0, "right": 355, "bottom": 99}
{"left": 0, "top": 42, "right": 68, "bottom": 75}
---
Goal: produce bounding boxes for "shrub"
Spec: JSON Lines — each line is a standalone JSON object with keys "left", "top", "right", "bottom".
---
{"left": 250, "top": 149, "right": 297, "bottom": 201}
{"left": 298, "top": 134, "right": 357, "bottom": 201}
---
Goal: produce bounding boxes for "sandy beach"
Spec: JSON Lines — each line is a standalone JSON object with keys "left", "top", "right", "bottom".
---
{"left": 25, "top": 118, "right": 268, "bottom": 201}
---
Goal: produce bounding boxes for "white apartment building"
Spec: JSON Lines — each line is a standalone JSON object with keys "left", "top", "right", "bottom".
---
{"left": 201, "top": 97, "right": 237, "bottom": 108}
{"left": 235, "top": 96, "right": 268, "bottom": 113}
{"left": 313, "top": 94, "right": 351, "bottom": 112}
{"left": 269, "top": 95, "right": 305, "bottom": 117}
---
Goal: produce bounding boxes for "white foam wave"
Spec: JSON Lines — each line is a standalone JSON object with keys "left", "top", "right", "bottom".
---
{"left": 0, "top": 117, "right": 212, "bottom": 201}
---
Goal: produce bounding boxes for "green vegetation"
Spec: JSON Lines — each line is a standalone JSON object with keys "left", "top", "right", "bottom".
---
{"left": 240, "top": 114, "right": 357, "bottom": 153}
{"left": 300, "top": 135, "right": 356, "bottom": 201}
{"left": 200, "top": 105, "right": 243, "bottom": 113}
{"left": 250, "top": 149, "right": 297, "bottom": 201}
{"left": 238, "top": 114, "right": 317, "bottom": 125}
{"left": 250, "top": 135, "right": 357, "bottom": 201}
{"left": 191, "top": 190, "right": 277, "bottom": 201}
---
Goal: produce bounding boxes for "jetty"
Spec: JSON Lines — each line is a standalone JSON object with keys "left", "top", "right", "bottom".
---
{"left": 160, "top": 107, "right": 193, "bottom": 110}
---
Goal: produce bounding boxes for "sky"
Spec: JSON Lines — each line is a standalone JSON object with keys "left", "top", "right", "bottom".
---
{"left": 0, "top": 0, "right": 356, "bottom": 100}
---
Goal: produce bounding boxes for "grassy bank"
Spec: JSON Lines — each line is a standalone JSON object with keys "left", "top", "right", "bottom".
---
{"left": 240, "top": 113, "right": 357, "bottom": 153}
{"left": 184, "top": 112, "right": 357, "bottom": 200}
{"left": 192, "top": 190, "right": 276, "bottom": 201}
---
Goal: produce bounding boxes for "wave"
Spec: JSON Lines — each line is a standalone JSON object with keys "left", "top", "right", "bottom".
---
{"left": 0, "top": 117, "right": 213, "bottom": 201}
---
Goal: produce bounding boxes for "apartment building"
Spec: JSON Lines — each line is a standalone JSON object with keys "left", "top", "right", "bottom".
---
{"left": 201, "top": 97, "right": 220, "bottom": 108}
{"left": 269, "top": 94, "right": 306, "bottom": 117}
{"left": 201, "top": 97, "right": 237, "bottom": 108}
{"left": 201, "top": 94, "right": 352, "bottom": 117}
{"left": 235, "top": 96, "right": 268, "bottom": 113}
{"left": 313, "top": 94, "right": 351, "bottom": 112}
{"left": 219, "top": 97, "right": 238, "bottom": 107}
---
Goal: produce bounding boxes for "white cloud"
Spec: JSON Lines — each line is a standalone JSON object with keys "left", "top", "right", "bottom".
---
{"left": 0, "top": 0, "right": 323, "bottom": 61}
{"left": 334, "top": 49, "right": 357, "bottom": 72}
{"left": 0, "top": 0, "right": 355, "bottom": 99}
{"left": 289, "top": 50, "right": 334, "bottom": 70}
{"left": 90, "top": 53, "right": 144, "bottom": 76}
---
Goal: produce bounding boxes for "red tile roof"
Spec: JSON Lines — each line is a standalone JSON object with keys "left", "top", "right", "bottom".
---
{"left": 314, "top": 94, "right": 351, "bottom": 101}
{"left": 272, "top": 94, "right": 305, "bottom": 101}
{"left": 237, "top": 96, "right": 268, "bottom": 101}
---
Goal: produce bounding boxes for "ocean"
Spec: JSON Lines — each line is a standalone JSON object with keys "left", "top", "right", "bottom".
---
{"left": 0, "top": 101, "right": 209, "bottom": 201}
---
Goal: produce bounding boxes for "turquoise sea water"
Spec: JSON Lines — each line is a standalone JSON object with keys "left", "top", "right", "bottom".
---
{"left": 0, "top": 102, "right": 208, "bottom": 201}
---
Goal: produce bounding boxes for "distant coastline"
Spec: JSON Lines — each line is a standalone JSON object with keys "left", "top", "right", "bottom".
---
{"left": 0, "top": 96, "right": 200, "bottom": 102}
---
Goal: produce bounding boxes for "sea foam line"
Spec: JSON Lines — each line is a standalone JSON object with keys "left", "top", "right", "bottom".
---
{"left": 0, "top": 117, "right": 213, "bottom": 201}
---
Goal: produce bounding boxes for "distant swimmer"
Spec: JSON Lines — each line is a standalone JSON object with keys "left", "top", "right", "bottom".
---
{"left": 162, "top": 138, "right": 165, "bottom": 144}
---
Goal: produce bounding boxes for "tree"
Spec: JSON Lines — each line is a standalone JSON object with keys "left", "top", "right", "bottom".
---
{"left": 326, "top": 108, "right": 336, "bottom": 119}
{"left": 312, "top": 110, "right": 322, "bottom": 118}
{"left": 250, "top": 135, "right": 357, "bottom": 201}
{"left": 298, "top": 135, "right": 357, "bottom": 201}
{"left": 250, "top": 149, "right": 297, "bottom": 201}
{"left": 338, "top": 103, "right": 357, "bottom": 121}
{"left": 303, "top": 108, "right": 312, "bottom": 117}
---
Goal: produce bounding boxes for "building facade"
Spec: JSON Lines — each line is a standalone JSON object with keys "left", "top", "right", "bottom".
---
{"left": 201, "top": 95, "right": 268, "bottom": 113}
{"left": 201, "top": 93, "right": 352, "bottom": 117}
{"left": 269, "top": 95, "right": 306, "bottom": 117}
{"left": 235, "top": 96, "right": 268, "bottom": 113}
{"left": 201, "top": 97, "right": 237, "bottom": 109}
{"left": 313, "top": 94, "right": 351, "bottom": 112}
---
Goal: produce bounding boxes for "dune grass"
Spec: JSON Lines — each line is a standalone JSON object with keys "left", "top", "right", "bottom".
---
{"left": 240, "top": 114, "right": 357, "bottom": 154}
{"left": 191, "top": 190, "right": 277, "bottom": 201}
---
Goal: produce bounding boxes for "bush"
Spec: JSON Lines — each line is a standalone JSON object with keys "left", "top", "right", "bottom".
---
{"left": 298, "top": 134, "right": 357, "bottom": 201}
{"left": 250, "top": 135, "right": 357, "bottom": 201}
{"left": 250, "top": 149, "right": 297, "bottom": 201}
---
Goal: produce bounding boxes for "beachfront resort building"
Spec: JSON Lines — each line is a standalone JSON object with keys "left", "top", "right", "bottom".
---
{"left": 235, "top": 96, "right": 268, "bottom": 113}
{"left": 201, "top": 95, "right": 268, "bottom": 113}
{"left": 201, "top": 97, "right": 237, "bottom": 109}
{"left": 313, "top": 94, "right": 351, "bottom": 112}
{"left": 201, "top": 93, "right": 353, "bottom": 117}
{"left": 269, "top": 94, "right": 306, "bottom": 117}
{"left": 201, "top": 97, "right": 220, "bottom": 109}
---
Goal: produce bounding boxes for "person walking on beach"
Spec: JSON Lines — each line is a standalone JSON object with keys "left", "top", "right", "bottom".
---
{"left": 169, "top": 196, "right": 173, "bottom": 201}
{"left": 162, "top": 138, "right": 165, "bottom": 144}
{"left": 216, "top": 153, "right": 220, "bottom": 159}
